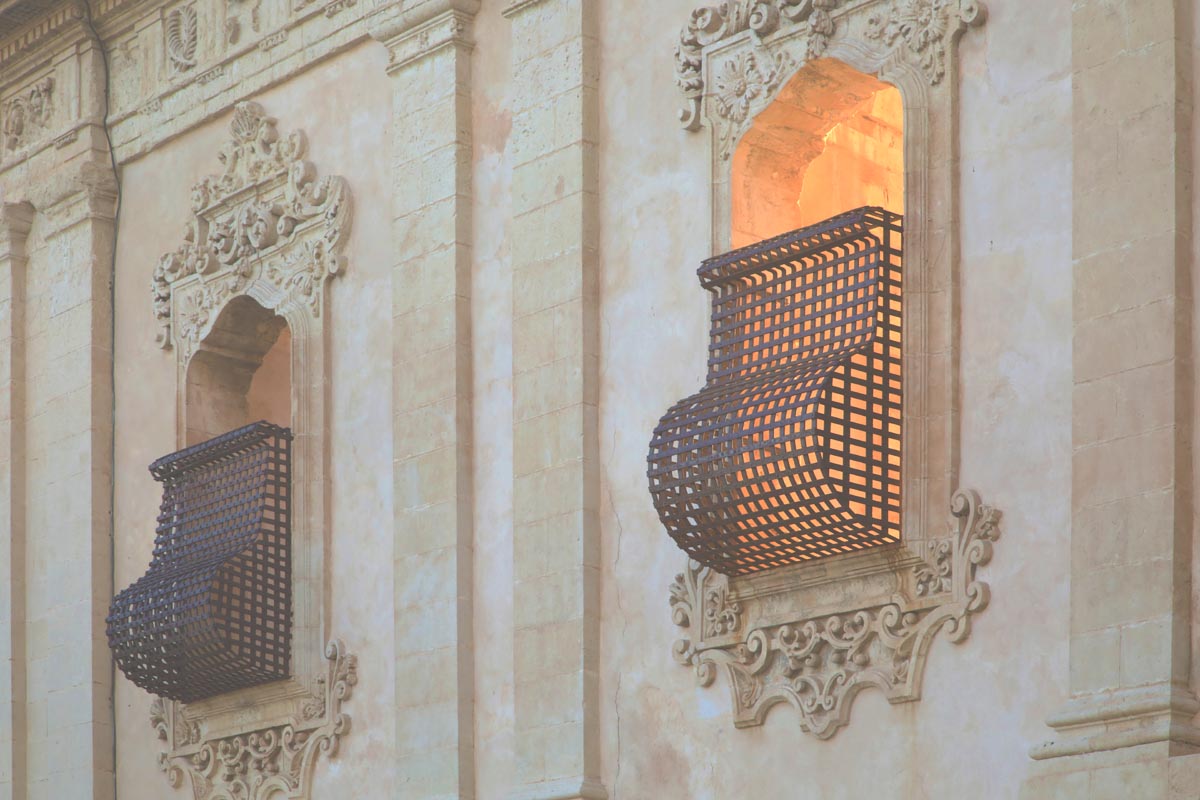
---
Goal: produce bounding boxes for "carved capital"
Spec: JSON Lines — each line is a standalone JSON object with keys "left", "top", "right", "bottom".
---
{"left": 670, "top": 489, "right": 1001, "bottom": 738}
{"left": 0, "top": 202, "right": 35, "bottom": 262}
{"left": 368, "top": 0, "right": 479, "bottom": 68}
{"left": 151, "top": 101, "right": 352, "bottom": 354}
{"left": 153, "top": 640, "right": 358, "bottom": 800}
{"left": 675, "top": 0, "right": 986, "bottom": 139}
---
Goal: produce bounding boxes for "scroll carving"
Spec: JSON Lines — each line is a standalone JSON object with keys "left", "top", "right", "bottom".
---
{"left": 151, "top": 100, "right": 351, "bottom": 355}
{"left": 675, "top": 0, "right": 985, "bottom": 141}
{"left": 2, "top": 77, "right": 54, "bottom": 152}
{"left": 670, "top": 489, "right": 1000, "bottom": 738}
{"left": 151, "top": 640, "right": 358, "bottom": 800}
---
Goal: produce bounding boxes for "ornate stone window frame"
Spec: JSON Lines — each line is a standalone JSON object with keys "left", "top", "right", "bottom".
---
{"left": 668, "top": 0, "right": 1001, "bottom": 739}
{"left": 146, "top": 100, "right": 356, "bottom": 799}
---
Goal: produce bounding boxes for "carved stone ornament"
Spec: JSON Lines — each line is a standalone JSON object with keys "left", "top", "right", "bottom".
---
{"left": 675, "top": 0, "right": 985, "bottom": 147}
{"left": 150, "top": 640, "right": 358, "bottom": 800}
{"left": 151, "top": 101, "right": 351, "bottom": 356}
{"left": 167, "top": 4, "right": 200, "bottom": 72}
{"left": 670, "top": 489, "right": 1000, "bottom": 738}
{"left": 2, "top": 77, "right": 54, "bottom": 153}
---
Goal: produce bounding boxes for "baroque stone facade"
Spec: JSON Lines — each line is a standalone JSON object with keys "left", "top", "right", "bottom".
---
{"left": 0, "top": 0, "right": 1196, "bottom": 798}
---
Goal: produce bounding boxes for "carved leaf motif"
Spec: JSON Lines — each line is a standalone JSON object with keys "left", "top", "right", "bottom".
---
{"left": 167, "top": 4, "right": 199, "bottom": 71}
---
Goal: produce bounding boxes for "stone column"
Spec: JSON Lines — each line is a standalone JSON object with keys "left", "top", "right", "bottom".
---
{"left": 370, "top": 2, "right": 478, "bottom": 797}
{"left": 504, "top": 1, "right": 604, "bottom": 798}
{"left": 1029, "top": 0, "right": 1198, "bottom": 792}
{"left": 0, "top": 202, "right": 33, "bottom": 800}
{"left": 22, "top": 167, "right": 117, "bottom": 800}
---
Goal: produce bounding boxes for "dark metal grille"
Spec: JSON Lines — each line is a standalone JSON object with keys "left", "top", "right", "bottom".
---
{"left": 648, "top": 207, "right": 903, "bottom": 576}
{"left": 107, "top": 422, "right": 293, "bottom": 702}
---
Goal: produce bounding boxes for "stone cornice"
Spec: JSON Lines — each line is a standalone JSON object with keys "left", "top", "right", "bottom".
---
{"left": 366, "top": 0, "right": 478, "bottom": 44}
{"left": 370, "top": 2, "right": 476, "bottom": 74}
{"left": 501, "top": 0, "right": 553, "bottom": 19}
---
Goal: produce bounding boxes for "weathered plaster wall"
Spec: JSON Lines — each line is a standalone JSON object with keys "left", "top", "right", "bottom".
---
{"left": 470, "top": 1, "right": 516, "bottom": 797}
{"left": 595, "top": 1, "right": 1071, "bottom": 798}
{"left": 111, "top": 41, "right": 395, "bottom": 798}
{"left": 3, "top": 0, "right": 1081, "bottom": 797}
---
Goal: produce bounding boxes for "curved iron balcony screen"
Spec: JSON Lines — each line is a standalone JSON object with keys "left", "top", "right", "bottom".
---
{"left": 107, "top": 421, "right": 293, "bottom": 702}
{"left": 648, "top": 207, "right": 903, "bottom": 576}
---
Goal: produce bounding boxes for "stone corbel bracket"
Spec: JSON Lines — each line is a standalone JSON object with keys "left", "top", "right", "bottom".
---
{"left": 670, "top": 489, "right": 1001, "bottom": 739}
{"left": 675, "top": 0, "right": 985, "bottom": 150}
{"left": 150, "top": 640, "right": 358, "bottom": 800}
{"left": 151, "top": 99, "right": 351, "bottom": 357}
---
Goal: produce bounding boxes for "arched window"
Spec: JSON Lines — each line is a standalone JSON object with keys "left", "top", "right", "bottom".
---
{"left": 650, "top": 60, "right": 905, "bottom": 574}
{"left": 185, "top": 295, "right": 291, "bottom": 444}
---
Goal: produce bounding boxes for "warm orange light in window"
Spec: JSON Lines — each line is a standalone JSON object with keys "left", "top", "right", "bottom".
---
{"left": 727, "top": 61, "right": 904, "bottom": 572}
{"left": 731, "top": 59, "right": 904, "bottom": 248}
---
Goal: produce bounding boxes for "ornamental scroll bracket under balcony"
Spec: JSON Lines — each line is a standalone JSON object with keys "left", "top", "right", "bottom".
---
{"left": 674, "top": 0, "right": 986, "bottom": 149}
{"left": 670, "top": 488, "right": 1000, "bottom": 739}
{"left": 150, "top": 100, "right": 352, "bottom": 358}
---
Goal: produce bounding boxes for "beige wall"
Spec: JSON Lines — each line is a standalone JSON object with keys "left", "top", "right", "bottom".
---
{"left": 111, "top": 41, "right": 396, "bottom": 797}
{"left": 592, "top": 1, "right": 1072, "bottom": 798}
{"left": 0, "top": 0, "right": 1116, "bottom": 797}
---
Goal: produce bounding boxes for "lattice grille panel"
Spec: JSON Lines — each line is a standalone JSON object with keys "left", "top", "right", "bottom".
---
{"left": 107, "top": 422, "right": 293, "bottom": 702}
{"left": 648, "top": 207, "right": 902, "bottom": 576}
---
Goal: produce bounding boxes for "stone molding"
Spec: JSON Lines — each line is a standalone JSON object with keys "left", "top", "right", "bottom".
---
{"left": 149, "top": 100, "right": 355, "bottom": 800}
{"left": 0, "top": 200, "right": 34, "bottom": 800}
{"left": 1032, "top": 685, "right": 1200, "bottom": 760}
{"left": 150, "top": 640, "right": 358, "bottom": 800}
{"left": 151, "top": 100, "right": 350, "bottom": 355}
{"left": 671, "top": 489, "right": 1000, "bottom": 738}
{"left": 506, "top": 778, "right": 609, "bottom": 800}
{"left": 370, "top": 0, "right": 477, "bottom": 74}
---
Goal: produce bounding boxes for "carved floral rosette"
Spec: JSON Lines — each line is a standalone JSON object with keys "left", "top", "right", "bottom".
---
{"left": 151, "top": 100, "right": 351, "bottom": 357}
{"left": 670, "top": 489, "right": 1000, "bottom": 738}
{"left": 150, "top": 640, "right": 358, "bottom": 800}
{"left": 675, "top": 0, "right": 986, "bottom": 155}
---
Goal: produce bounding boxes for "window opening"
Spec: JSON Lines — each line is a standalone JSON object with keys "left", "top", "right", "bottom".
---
{"left": 650, "top": 59, "right": 904, "bottom": 575}
{"left": 109, "top": 295, "right": 295, "bottom": 701}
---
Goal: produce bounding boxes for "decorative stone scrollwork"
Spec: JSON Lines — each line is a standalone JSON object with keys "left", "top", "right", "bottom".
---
{"left": 675, "top": 0, "right": 984, "bottom": 140}
{"left": 151, "top": 640, "right": 358, "bottom": 800}
{"left": 2, "top": 77, "right": 54, "bottom": 152}
{"left": 167, "top": 4, "right": 200, "bottom": 72}
{"left": 670, "top": 489, "right": 1001, "bottom": 739}
{"left": 151, "top": 100, "right": 351, "bottom": 355}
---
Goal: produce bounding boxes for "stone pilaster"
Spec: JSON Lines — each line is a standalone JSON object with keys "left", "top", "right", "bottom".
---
{"left": 504, "top": 1, "right": 604, "bottom": 798}
{"left": 0, "top": 202, "right": 33, "bottom": 800}
{"left": 370, "top": 2, "right": 478, "bottom": 797}
{"left": 1029, "top": 0, "right": 1197, "bottom": 793}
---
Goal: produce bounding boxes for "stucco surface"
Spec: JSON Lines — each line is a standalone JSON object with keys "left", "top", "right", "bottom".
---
{"left": 1, "top": 0, "right": 1087, "bottom": 796}
{"left": 594, "top": 0, "right": 1072, "bottom": 797}
{"left": 111, "top": 42, "right": 395, "bottom": 797}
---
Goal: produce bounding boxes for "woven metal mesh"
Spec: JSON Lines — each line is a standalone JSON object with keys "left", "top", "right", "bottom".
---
{"left": 107, "top": 421, "right": 293, "bottom": 702}
{"left": 648, "top": 207, "right": 903, "bottom": 576}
